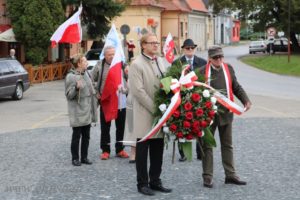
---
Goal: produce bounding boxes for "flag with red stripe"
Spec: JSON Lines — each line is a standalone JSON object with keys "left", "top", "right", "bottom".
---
{"left": 50, "top": 6, "right": 82, "bottom": 48}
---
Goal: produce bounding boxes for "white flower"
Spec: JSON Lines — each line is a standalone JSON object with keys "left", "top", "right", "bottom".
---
{"left": 179, "top": 138, "right": 186, "bottom": 143}
{"left": 210, "top": 97, "right": 217, "bottom": 104}
{"left": 159, "top": 104, "right": 167, "bottom": 112}
{"left": 213, "top": 105, "right": 218, "bottom": 111}
{"left": 203, "top": 90, "right": 210, "bottom": 98}
{"left": 169, "top": 134, "right": 176, "bottom": 140}
{"left": 163, "top": 126, "right": 169, "bottom": 133}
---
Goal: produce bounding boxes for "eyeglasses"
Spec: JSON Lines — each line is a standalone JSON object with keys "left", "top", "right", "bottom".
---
{"left": 145, "top": 42, "right": 160, "bottom": 45}
{"left": 212, "top": 55, "right": 224, "bottom": 60}
{"left": 184, "top": 46, "right": 196, "bottom": 50}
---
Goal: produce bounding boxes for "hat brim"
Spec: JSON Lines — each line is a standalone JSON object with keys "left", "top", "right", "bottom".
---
{"left": 181, "top": 44, "right": 197, "bottom": 48}
{"left": 209, "top": 52, "right": 224, "bottom": 58}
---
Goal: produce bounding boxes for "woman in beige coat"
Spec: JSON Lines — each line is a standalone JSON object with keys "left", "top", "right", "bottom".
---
{"left": 65, "top": 54, "right": 98, "bottom": 166}
{"left": 129, "top": 33, "right": 171, "bottom": 196}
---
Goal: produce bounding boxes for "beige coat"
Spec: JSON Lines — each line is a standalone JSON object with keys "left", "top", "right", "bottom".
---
{"left": 128, "top": 54, "right": 166, "bottom": 139}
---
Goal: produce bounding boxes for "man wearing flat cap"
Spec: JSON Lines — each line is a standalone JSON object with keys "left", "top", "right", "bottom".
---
{"left": 172, "top": 38, "right": 207, "bottom": 162}
{"left": 199, "top": 45, "right": 252, "bottom": 188}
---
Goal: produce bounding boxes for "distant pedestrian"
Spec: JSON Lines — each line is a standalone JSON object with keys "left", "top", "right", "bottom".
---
{"left": 199, "top": 45, "right": 252, "bottom": 188}
{"left": 65, "top": 54, "right": 98, "bottom": 166}
{"left": 9, "top": 49, "right": 16, "bottom": 59}
{"left": 127, "top": 39, "right": 136, "bottom": 62}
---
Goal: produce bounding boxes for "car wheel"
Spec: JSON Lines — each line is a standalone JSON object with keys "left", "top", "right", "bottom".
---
{"left": 12, "top": 83, "right": 23, "bottom": 100}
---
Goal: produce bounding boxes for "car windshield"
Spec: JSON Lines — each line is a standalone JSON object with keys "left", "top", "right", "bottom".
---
{"left": 86, "top": 50, "right": 101, "bottom": 60}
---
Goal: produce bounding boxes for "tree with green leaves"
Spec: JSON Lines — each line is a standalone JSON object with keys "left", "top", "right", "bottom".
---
{"left": 62, "top": 0, "right": 129, "bottom": 40}
{"left": 7, "top": 0, "right": 65, "bottom": 65}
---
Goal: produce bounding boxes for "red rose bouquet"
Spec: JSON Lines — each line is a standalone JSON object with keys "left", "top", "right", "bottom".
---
{"left": 153, "top": 62, "right": 217, "bottom": 161}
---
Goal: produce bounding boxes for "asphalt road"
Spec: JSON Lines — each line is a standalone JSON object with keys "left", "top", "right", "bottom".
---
{"left": 0, "top": 44, "right": 300, "bottom": 200}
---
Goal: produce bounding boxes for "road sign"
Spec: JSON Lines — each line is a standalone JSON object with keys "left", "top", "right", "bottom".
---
{"left": 120, "top": 24, "right": 130, "bottom": 35}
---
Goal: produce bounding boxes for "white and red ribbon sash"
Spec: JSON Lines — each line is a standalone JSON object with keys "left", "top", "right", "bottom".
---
{"left": 205, "top": 62, "right": 234, "bottom": 101}
{"left": 139, "top": 66, "right": 244, "bottom": 142}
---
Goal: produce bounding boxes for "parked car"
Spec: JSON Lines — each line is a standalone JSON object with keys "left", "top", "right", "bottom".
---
{"left": 0, "top": 58, "right": 30, "bottom": 100}
{"left": 267, "top": 38, "right": 292, "bottom": 53}
{"left": 249, "top": 40, "right": 267, "bottom": 54}
{"left": 85, "top": 48, "right": 102, "bottom": 70}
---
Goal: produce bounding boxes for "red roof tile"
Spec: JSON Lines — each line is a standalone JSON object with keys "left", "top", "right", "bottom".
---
{"left": 159, "top": 0, "right": 191, "bottom": 12}
{"left": 130, "top": 0, "right": 164, "bottom": 8}
{"left": 186, "top": 0, "right": 208, "bottom": 13}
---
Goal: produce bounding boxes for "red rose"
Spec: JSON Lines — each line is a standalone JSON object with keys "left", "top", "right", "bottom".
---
{"left": 208, "top": 110, "right": 215, "bottom": 118}
{"left": 185, "top": 112, "right": 193, "bottom": 120}
{"left": 192, "top": 121, "right": 200, "bottom": 128}
{"left": 183, "top": 121, "right": 191, "bottom": 128}
{"left": 200, "top": 120, "right": 208, "bottom": 128}
{"left": 191, "top": 93, "right": 201, "bottom": 102}
{"left": 195, "top": 108, "right": 204, "bottom": 117}
{"left": 169, "top": 124, "right": 177, "bottom": 132}
{"left": 186, "top": 134, "right": 193, "bottom": 140}
{"left": 184, "top": 102, "right": 192, "bottom": 111}
{"left": 177, "top": 132, "right": 184, "bottom": 138}
{"left": 205, "top": 101, "right": 212, "bottom": 109}
{"left": 197, "top": 131, "right": 203, "bottom": 137}
{"left": 173, "top": 110, "right": 181, "bottom": 118}
{"left": 192, "top": 127, "right": 200, "bottom": 133}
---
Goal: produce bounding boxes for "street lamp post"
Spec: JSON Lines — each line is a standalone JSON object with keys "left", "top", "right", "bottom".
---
{"left": 288, "top": 0, "right": 291, "bottom": 63}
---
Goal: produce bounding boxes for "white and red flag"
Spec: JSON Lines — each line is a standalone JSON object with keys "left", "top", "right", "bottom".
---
{"left": 163, "top": 32, "right": 175, "bottom": 63}
{"left": 50, "top": 5, "right": 82, "bottom": 48}
{"left": 100, "top": 24, "right": 126, "bottom": 122}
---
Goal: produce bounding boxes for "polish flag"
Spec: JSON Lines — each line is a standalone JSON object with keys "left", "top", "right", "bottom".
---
{"left": 50, "top": 6, "right": 82, "bottom": 48}
{"left": 163, "top": 32, "right": 175, "bottom": 63}
{"left": 100, "top": 24, "right": 126, "bottom": 122}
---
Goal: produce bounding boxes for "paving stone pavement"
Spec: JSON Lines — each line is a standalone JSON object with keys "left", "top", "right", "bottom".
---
{"left": 1, "top": 117, "right": 299, "bottom": 200}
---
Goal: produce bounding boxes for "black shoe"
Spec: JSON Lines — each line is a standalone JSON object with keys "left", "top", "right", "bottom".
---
{"left": 81, "top": 158, "right": 92, "bottom": 165}
{"left": 137, "top": 186, "right": 155, "bottom": 196}
{"left": 72, "top": 159, "right": 81, "bottom": 166}
{"left": 203, "top": 177, "right": 213, "bottom": 188}
{"left": 150, "top": 184, "right": 172, "bottom": 193}
{"left": 225, "top": 176, "right": 247, "bottom": 185}
{"left": 179, "top": 156, "right": 187, "bottom": 162}
{"left": 129, "top": 159, "right": 136, "bottom": 164}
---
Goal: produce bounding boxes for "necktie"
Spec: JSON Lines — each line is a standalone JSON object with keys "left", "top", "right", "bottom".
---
{"left": 188, "top": 59, "right": 193, "bottom": 71}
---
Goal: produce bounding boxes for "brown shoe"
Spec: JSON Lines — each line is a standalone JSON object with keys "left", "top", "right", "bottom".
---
{"left": 225, "top": 176, "right": 247, "bottom": 185}
{"left": 203, "top": 177, "right": 213, "bottom": 188}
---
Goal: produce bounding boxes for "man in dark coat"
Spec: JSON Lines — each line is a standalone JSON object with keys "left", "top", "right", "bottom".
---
{"left": 172, "top": 38, "right": 207, "bottom": 162}
{"left": 199, "top": 45, "right": 252, "bottom": 188}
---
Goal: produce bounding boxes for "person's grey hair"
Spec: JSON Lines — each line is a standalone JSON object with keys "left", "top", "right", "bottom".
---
{"left": 103, "top": 45, "right": 115, "bottom": 55}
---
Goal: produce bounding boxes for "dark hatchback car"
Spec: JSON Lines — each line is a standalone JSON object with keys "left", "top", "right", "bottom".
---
{"left": 0, "top": 58, "right": 30, "bottom": 100}
{"left": 85, "top": 48, "right": 102, "bottom": 70}
{"left": 267, "top": 38, "right": 293, "bottom": 54}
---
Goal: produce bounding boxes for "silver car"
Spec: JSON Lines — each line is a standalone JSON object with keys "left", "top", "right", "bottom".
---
{"left": 249, "top": 41, "right": 267, "bottom": 54}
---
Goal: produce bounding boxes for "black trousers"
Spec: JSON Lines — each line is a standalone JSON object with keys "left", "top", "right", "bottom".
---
{"left": 178, "top": 137, "right": 201, "bottom": 158}
{"left": 136, "top": 138, "right": 164, "bottom": 187}
{"left": 128, "top": 51, "right": 134, "bottom": 62}
{"left": 71, "top": 124, "right": 91, "bottom": 161}
{"left": 100, "top": 107, "right": 126, "bottom": 153}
